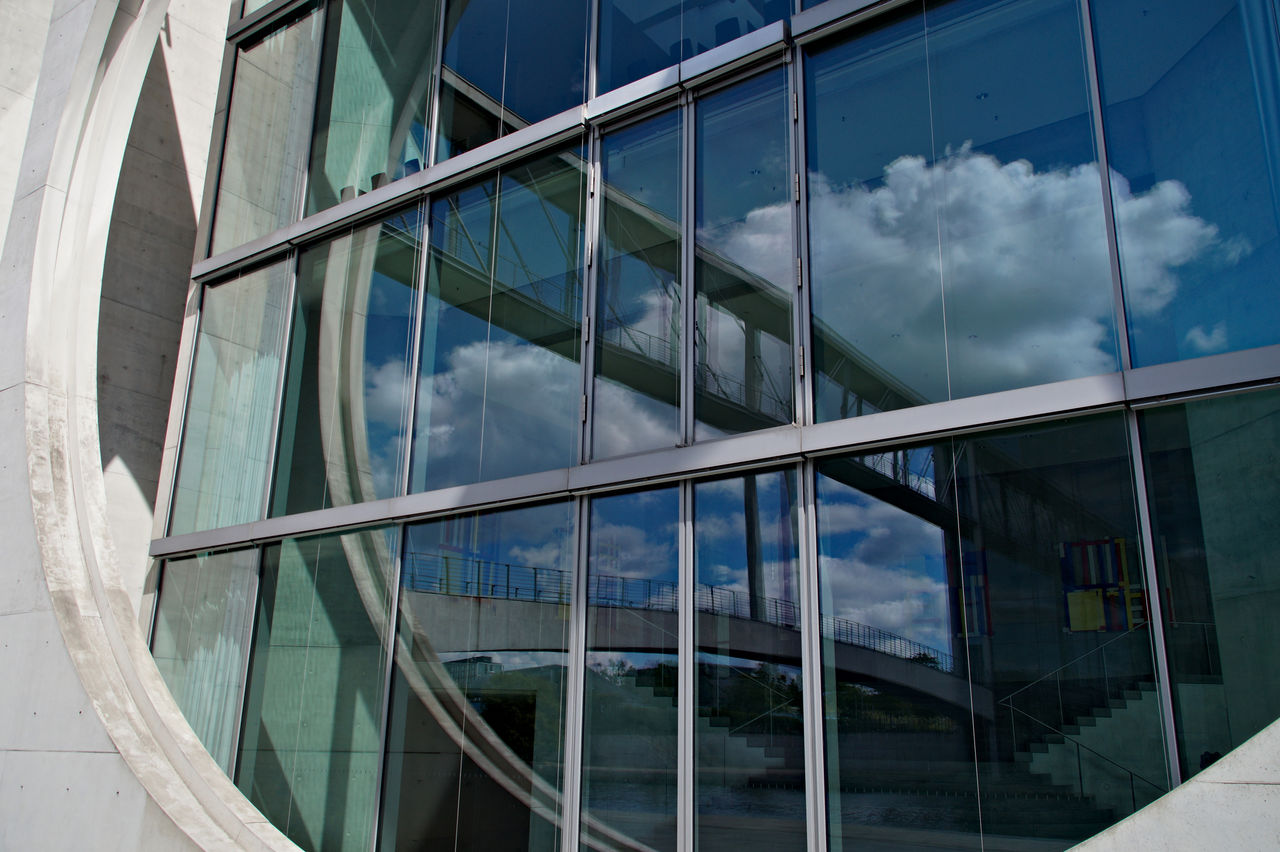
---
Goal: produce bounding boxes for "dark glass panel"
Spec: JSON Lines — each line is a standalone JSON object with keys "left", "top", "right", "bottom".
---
{"left": 170, "top": 261, "right": 291, "bottom": 535}
{"left": 805, "top": 0, "right": 1116, "bottom": 420}
{"left": 593, "top": 112, "right": 683, "bottom": 459}
{"left": 236, "top": 527, "right": 397, "bottom": 852}
{"left": 409, "top": 147, "right": 585, "bottom": 492}
{"left": 380, "top": 502, "right": 575, "bottom": 852}
{"left": 1091, "top": 0, "right": 1280, "bottom": 365}
{"left": 598, "top": 0, "right": 791, "bottom": 94}
{"left": 212, "top": 8, "right": 324, "bottom": 254}
{"left": 694, "top": 470, "right": 805, "bottom": 850}
{"left": 305, "top": 0, "right": 440, "bottom": 214}
{"left": 581, "top": 488, "right": 680, "bottom": 852}
{"left": 694, "top": 70, "right": 794, "bottom": 440}
{"left": 272, "top": 209, "right": 421, "bottom": 515}
{"left": 151, "top": 549, "right": 258, "bottom": 772}
{"left": 1139, "top": 389, "right": 1280, "bottom": 779}
{"left": 818, "top": 416, "right": 1166, "bottom": 849}
{"left": 435, "top": 0, "right": 590, "bottom": 162}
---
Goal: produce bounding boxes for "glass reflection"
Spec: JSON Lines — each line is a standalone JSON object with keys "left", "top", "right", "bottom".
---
{"left": 211, "top": 8, "right": 324, "bottom": 255}
{"left": 380, "top": 502, "right": 575, "bottom": 852}
{"left": 410, "top": 148, "right": 585, "bottom": 491}
{"left": 170, "top": 261, "right": 291, "bottom": 535}
{"left": 593, "top": 112, "right": 683, "bottom": 459}
{"left": 805, "top": 0, "right": 1117, "bottom": 421}
{"left": 435, "top": 0, "right": 589, "bottom": 161}
{"left": 817, "top": 416, "right": 1165, "bottom": 850}
{"left": 694, "top": 470, "right": 805, "bottom": 850}
{"left": 695, "top": 69, "right": 794, "bottom": 440}
{"left": 272, "top": 209, "right": 421, "bottom": 516}
{"left": 1091, "top": 0, "right": 1280, "bottom": 365}
{"left": 582, "top": 488, "right": 680, "bottom": 852}
{"left": 1140, "top": 389, "right": 1280, "bottom": 779}
{"left": 305, "top": 0, "right": 440, "bottom": 214}
{"left": 151, "top": 549, "right": 258, "bottom": 772}
{"left": 598, "top": 0, "right": 791, "bottom": 94}
{"left": 237, "top": 527, "right": 397, "bottom": 852}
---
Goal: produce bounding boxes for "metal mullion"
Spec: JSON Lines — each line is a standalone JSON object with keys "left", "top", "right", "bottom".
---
{"left": 561, "top": 496, "right": 591, "bottom": 852}
{"left": 229, "top": 544, "right": 269, "bottom": 784}
{"left": 791, "top": 47, "right": 814, "bottom": 429}
{"left": 1078, "top": 0, "right": 1132, "bottom": 373}
{"left": 399, "top": 198, "right": 431, "bottom": 497}
{"left": 228, "top": 0, "right": 318, "bottom": 45}
{"left": 586, "top": 0, "right": 600, "bottom": 100}
{"left": 797, "top": 457, "right": 828, "bottom": 851}
{"left": 426, "top": 0, "right": 449, "bottom": 169}
{"left": 582, "top": 129, "right": 604, "bottom": 464}
{"left": 1124, "top": 409, "right": 1183, "bottom": 789}
{"left": 681, "top": 91, "right": 697, "bottom": 446}
{"left": 259, "top": 252, "right": 303, "bottom": 523}
{"left": 368, "top": 525, "right": 405, "bottom": 852}
{"left": 198, "top": 35, "right": 239, "bottom": 261}
{"left": 677, "top": 478, "right": 695, "bottom": 852}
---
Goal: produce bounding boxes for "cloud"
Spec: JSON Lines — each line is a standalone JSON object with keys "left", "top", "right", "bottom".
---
{"left": 704, "top": 146, "right": 1235, "bottom": 402}
{"left": 1184, "top": 321, "right": 1228, "bottom": 355}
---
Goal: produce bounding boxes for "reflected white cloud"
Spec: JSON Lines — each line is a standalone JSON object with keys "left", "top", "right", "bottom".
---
{"left": 706, "top": 146, "right": 1238, "bottom": 399}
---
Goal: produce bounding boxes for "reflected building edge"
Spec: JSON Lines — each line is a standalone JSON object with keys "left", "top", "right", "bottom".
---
{"left": 148, "top": 0, "right": 1280, "bottom": 851}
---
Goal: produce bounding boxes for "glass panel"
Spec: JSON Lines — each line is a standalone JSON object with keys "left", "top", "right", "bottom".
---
{"left": 151, "top": 549, "right": 258, "bottom": 772}
{"left": 593, "top": 112, "right": 683, "bottom": 459}
{"left": 435, "top": 0, "right": 590, "bottom": 162}
{"left": 581, "top": 488, "right": 680, "bottom": 852}
{"left": 597, "top": 0, "right": 791, "bottom": 94}
{"left": 409, "top": 147, "right": 585, "bottom": 491}
{"left": 694, "top": 470, "right": 805, "bottom": 849}
{"left": 695, "top": 69, "right": 793, "bottom": 440}
{"left": 170, "top": 261, "right": 291, "bottom": 535}
{"left": 805, "top": 0, "right": 1117, "bottom": 421}
{"left": 380, "top": 502, "right": 575, "bottom": 852}
{"left": 304, "top": 0, "right": 440, "bottom": 214}
{"left": 243, "top": 0, "right": 273, "bottom": 16}
{"left": 1140, "top": 388, "right": 1280, "bottom": 779}
{"left": 816, "top": 449, "right": 979, "bottom": 849}
{"left": 1091, "top": 0, "right": 1280, "bottom": 365}
{"left": 236, "top": 527, "right": 397, "bottom": 852}
{"left": 272, "top": 209, "right": 421, "bottom": 515}
{"left": 211, "top": 8, "right": 324, "bottom": 255}
{"left": 818, "top": 416, "right": 1166, "bottom": 850}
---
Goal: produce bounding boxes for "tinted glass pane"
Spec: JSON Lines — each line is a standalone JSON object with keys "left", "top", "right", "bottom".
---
{"left": 816, "top": 449, "right": 979, "bottom": 848}
{"left": 805, "top": 0, "right": 1116, "bottom": 421}
{"left": 380, "top": 502, "right": 575, "bottom": 852}
{"left": 695, "top": 70, "right": 793, "bottom": 440}
{"left": 598, "top": 0, "right": 791, "bottom": 93}
{"left": 435, "top": 0, "right": 590, "bottom": 161}
{"left": 694, "top": 470, "right": 805, "bottom": 849}
{"left": 593, "top": 112, "right": 682, "bottom": 459}
{"left": 170, "top": 261, "right": 291, "bottom": 534}
{"left": 151, "top": 549, "right": 258, "bottom": 772}
{"left": 409, "top": 147, "right": 585, "bottom": 491}
{"left": 582, "top": 488, "right": 680, "bottom": 852}
{"left": 818, "top": 416, "right": 1166, "bottom": 849}
{"left": 1092, "top": 0, "right": 1280, "bottom": 365}
{"left": 211, "top": 8, "right": 324, "bottom": 255}
{"left": 272, "top": 210, "right": 420, "bottom": 514}
{"left": 237, "top": 527, "right": 397, "bottom": 852}
{"left": 1140, "top": 389, "right": 1280, "bottom": 778}
{"left": 305, "top": 0, "right": 440, "bottom": 214}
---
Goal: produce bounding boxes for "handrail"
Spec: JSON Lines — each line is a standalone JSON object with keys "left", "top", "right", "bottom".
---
{"left": 401, "top": 551, "right": 956, "bottom": 672}
{"left": 997, "top": 621, "right": 1150, "bottom": 706}
{"left": 1003, "top": 702, "right": 1166, "bottom": 810}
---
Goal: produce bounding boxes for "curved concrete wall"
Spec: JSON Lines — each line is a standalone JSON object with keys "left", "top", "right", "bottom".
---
{"left": 0, "top": 1, "right": 1274, "bottom": 849}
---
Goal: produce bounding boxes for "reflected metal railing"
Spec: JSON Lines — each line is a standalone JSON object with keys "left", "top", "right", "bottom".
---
{"left": 401, "top": 551, "right": 955, "bottom": 672}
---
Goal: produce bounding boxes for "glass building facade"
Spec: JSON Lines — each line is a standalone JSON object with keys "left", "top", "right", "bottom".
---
{"left": 153, "top": 0, "right": 1280, "bottom": 849}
